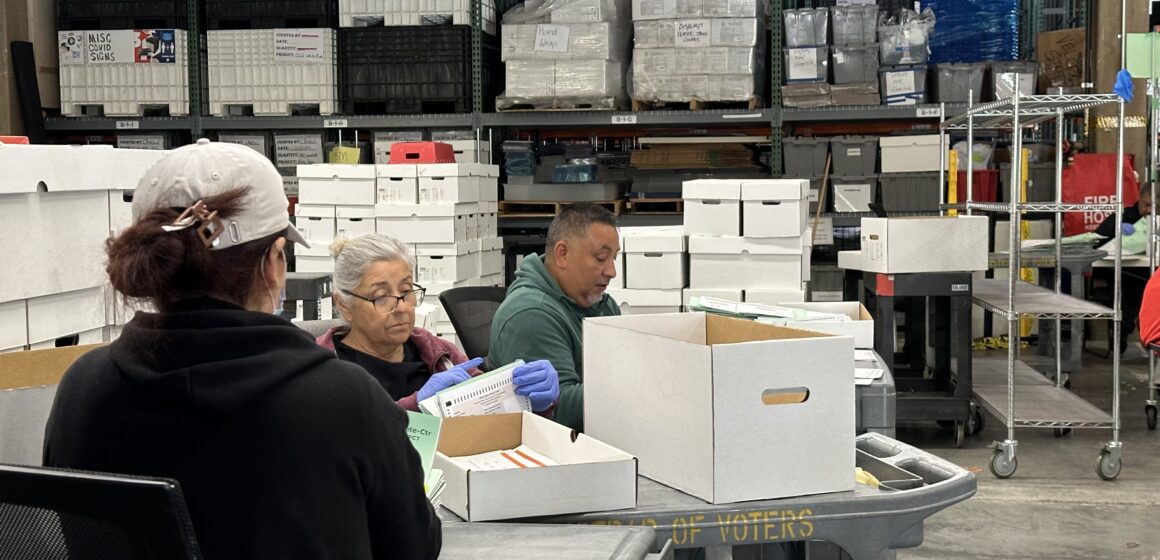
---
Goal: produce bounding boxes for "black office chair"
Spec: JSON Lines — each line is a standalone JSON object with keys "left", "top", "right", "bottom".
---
{"left": 0, "top": 463, "right": 201, "bottom": 559}
{"left": 439, "top": 287, "right": 508, "bottom": 360}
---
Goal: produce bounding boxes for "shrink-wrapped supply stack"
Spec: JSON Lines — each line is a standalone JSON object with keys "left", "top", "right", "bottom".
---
{"left": 340, "top": 0, "right": 498, "bottom": 32}
{"left": 497, "top": 0, "right": 631, "bottom": 110}
{"left": 876, "top": 8, "right": 935, "bottom": 106}
{"left": 630, "top": 0, "right": 766, "bottom": 107}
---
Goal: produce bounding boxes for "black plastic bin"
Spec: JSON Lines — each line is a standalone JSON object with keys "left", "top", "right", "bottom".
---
{"left": 58, "top": 0, "right": 191, "bottom": 30}
{"left": 206, "top": 0, "right": 338, "bottom": 30}
{"left": 340, "top": 26, "right": 500, "bottom": 115}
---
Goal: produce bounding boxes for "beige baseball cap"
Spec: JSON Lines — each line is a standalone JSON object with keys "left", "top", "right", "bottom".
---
{"left": 132, "top": 138, "right": 309, "bottom": 250}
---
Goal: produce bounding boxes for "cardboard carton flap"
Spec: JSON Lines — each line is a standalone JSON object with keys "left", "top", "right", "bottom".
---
{"left": 438, "top": 413, "right": 524, "bottom": 456}
{"left": 521, "top": 413, "right": 635, "bottom": 465}
{"left": 704, "top": 313, "right": 833, "bottom": 345}
{"left": 584, "top": 313, "right": 705, "bottom": 346}
{"left": 0, "top": 344, "right": 101, "bottom": 390}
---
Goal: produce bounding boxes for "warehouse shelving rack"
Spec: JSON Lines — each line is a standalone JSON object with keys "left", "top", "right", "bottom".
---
{"left": 941, "top": 85, "right": 1127, "bottom": 480}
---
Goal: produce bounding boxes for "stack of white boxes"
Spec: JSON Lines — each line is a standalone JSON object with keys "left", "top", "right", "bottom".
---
{"left": 0, "top": 143, "right": 167, "bottom": 352}
{"left": 499, "top": 0, "right": 629, "bottom": 107}
{"left": 630, "top": 0, "right": 763, "bottom": 104}
{"left": 683, "top": 178, "right": 810, "bottom": 305}
{"left": 58, "top": 29, "right": 190, "bottom": 117}
{"left": 373, "top": 132, "right": 492, "bottom": 165}
{"left": 607, "top": 226, "right": 685, "bottom": 314}
{"left": 340, "top": 0, "right": 497, "bottom": 33}
{"left": 206, "top": 28, "right": 338, "bottom": 116}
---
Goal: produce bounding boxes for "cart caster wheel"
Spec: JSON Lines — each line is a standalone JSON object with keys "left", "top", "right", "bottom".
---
{"left": 1097, "top": 450, "right": 1122, "bottom": 481}
{"left": 968, "top": 409, "right": 985, "bottom": 435}
{"left": 990, "top": 449, "right": 1017, "bottom": 479}
{"left": 1054, "top": 428, "right": 1072, "bottom": 437}
{"left": 954, "top": 422, "right": 966, "bottom": 448}
{"left": 1063, "top": 378, "right": 1072, "bottom": 390}
{"left": 1146, "top": 405, "right": 1157, "bottom": 431}
{"left": 936, "top": 419, "right": 955, "bottom": 428}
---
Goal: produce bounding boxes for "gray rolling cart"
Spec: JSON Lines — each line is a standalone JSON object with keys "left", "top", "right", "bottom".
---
{"left": 442, "top": 433, "right": 976, "bottom": 560}
{"left": 858, "top": 352, "right": 897, "bottom": 438}
{"left": 442, "top": 523, "right": 672, "bottom": 560}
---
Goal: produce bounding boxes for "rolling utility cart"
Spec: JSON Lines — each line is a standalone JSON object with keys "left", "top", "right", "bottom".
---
{"left": 441, "top": 523, "right": 672, "bottom": 560}
{"left": 441, "top": 433, "right": 976, "bottom": 560}
{"left": 941, "top": 84, "right": 1127, "bottom": 480}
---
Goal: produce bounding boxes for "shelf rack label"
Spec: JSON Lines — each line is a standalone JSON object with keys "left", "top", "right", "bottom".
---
{"left": 323, "top": 118, "right": 349, "bottom": 128}
{"left": 612, "top": 115, "right": 638, "bottom": 124}
{"left": 115, "top": 120, "right": 140, "bottom": 130}
{"left": 916, "top": 107, "right": 940, "bottom": 118}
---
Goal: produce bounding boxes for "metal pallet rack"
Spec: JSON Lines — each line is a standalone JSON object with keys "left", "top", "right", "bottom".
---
{"left": 940, "top": 87, "right": 1127, "bottom": 480}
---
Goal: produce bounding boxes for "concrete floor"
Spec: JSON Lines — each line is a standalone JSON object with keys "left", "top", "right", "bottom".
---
{"left": 897, "top": 342, "right": 1160, "bottom": 560}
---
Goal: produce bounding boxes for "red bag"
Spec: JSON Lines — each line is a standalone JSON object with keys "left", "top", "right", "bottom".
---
{"left": 1061, "top": 153, "right": 1138, "bottom": 235}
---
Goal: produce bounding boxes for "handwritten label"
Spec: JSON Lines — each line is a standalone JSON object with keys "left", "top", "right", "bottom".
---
{"left": 885, "top": 70, "right": 916, "bottom": 97}
{"left": 534, "top": 25, "right": 571, "bottom": 53}
{"left": 83, "top": 31, "right": 133, "bottom": 64}
{"left": 323, "top": 118, "right": 349, "bottom": 128}
{"left": 115, "top": 120, "right": 140, "bottom": 130}
{"left": 275, "top": 134, "right": 324, "bottom": 167}
{"left": 916, "top": 107, "right": 940, "bottom": 118}
{"left": 675, "top": 20, "right": 711, "bottom": 48}
{"left": 612, "top": 115, "right": 638, "bottom": 124}
{"left": 787, "top": 48, "right": 819, "bottom": 80}
{"left": 811, "top": 217, "right": 835, "bottom": 246}
{"left": 273, "top": 30, "right": 326, "bottom": 62}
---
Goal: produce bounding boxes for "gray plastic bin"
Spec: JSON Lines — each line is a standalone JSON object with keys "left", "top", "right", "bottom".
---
{"left": 832, "top": 175, "right": 877, "bottom": 212}
{"left": 783, "top": 8, "right": 829, "bottom": 47}
{"left": 807, "top": 176, "right": 825, "bottom": 212}
{"left": 933, "top": 63, "right": 985, "bottom": 103}
{"left": 832, "top": 44, "right": 879, "bottom": 84}
{"left": 857, "top": 353, "right": 898, "bottom": 437}
{"left": 784, "top": 46, "right": 830, "bottom": 83}
{"left": 879, "top": 65, "right": 928, "bottom": 105}
{"left": 784, "top": 137, "right": 829, "bottom": 177}
{"left": 830, "top": 136, "right": 878, "bottom": 175}
{"left": 879, "top": 172, "right": 940, "bottom": 212}
{"left": 992, "top": 61, "right": 1039, "bottom": 99}
{"left": 999, "top": 162, "right": 1057, "bottom": 202}
{"left": 832, "top": 5, "right": 877, "bottom": 45}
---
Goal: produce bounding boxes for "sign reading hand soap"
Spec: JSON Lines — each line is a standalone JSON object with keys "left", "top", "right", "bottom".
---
{"left": 534, "top": 25, "right": 571, "bottom": 53}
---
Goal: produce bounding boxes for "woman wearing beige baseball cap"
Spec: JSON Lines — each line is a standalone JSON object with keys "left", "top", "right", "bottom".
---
{"left": 42, "top": 139, "right": 441, "bottom": 560}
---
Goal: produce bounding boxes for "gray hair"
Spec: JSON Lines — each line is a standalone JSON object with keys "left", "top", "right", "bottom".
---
{"left": 330, "top": 233, "right": 416, "bottom": 303}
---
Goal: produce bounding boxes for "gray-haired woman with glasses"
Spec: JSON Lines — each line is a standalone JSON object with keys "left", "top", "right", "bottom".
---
{"left": 316, "top": 234, "right": 482, "bottom": 410}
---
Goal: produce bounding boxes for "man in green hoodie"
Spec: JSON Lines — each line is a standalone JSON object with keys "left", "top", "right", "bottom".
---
{"left": 488, "top": 203, "right": 621, "bottom": 431}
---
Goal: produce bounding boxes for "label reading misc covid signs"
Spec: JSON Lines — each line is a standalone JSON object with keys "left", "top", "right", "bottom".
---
{"left": 59, "top": 30, "right": 177, "bottom": 65}
{"left": 534, "top": 25, "right": 571, "bottom": 53}
{"left": 273, "top": 30, "right": 326, "bottom": 62}
{"left": 675, "top": 20, "right": 711, "bottom": 48}
{"left": 274, "top": 134, "right": 324, "bottom": 167}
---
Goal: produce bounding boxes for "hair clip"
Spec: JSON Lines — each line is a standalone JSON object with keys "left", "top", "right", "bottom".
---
{"left": 161, "top": 200, "right": 224, "bottom": 248}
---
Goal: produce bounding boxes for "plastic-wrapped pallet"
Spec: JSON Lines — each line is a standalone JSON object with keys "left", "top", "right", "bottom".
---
{"left": 496, "top": 0, "right": 630, "bottom": 110}
{"left": 630, "top": 0, "right": 765, "bottom": 106}
{"left": 207, "top": 29, "right": 338, "bottom": 116}
{"left": 877, "top": 8, "right": 936, "bottom": 66}
{"left": 58, "top": 29, "right": 189, "bottom": 117}
{"left": 923, "top": 0, "right": 1017, "bottom": 64}
{"left": 782, "top": 8, "right": 827, "bottom": 48}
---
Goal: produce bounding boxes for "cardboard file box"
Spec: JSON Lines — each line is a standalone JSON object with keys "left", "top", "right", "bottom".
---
{"left": 604, "top": 288, "right": 683, "bottom": 315}
{"left": 683, "top": 179, "right": 742, "bottom": 236}
{"left": 623, "top": 230, "right": 687, "bottom": 290}
{"left": 375, "top": 203, "right": 475, "bottom": 244}
{"left": 777, "top": 301, "right": 874, "bottom": 348}
{"left": 584, "top": 312, "right": 855, "bottom": 503}
{"left": 859, "top": 216, "right": 988, "bottom": 273}
{"left": 745, "top": 289, "right": 806, "bottom": 304}
{"left": 294, "top": 205, "right": 337, "bottom": 257}
{"left": 297, "top": 164, "right": 376, "bottom": 206}
{"left": 741, "top": 179, "right": 809, "bottom": 238}
{"left": 335, "top": 205, "right": 376, "bottom": 240}
{"left": 375, "top": 164, "right": 419, "bottom": 204}
{"left": 436, "top": 412, "right": 638, "bottom": 521}
{"left": 688, "top": 236, "right": 806, "bottom": 290}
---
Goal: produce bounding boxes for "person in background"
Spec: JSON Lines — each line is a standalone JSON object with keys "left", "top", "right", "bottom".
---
{"left": 318, "top": 233, "right": 559, "bottom": 413}
{"left": 488, "top": 203, "right": 622, "bottom": 432}
{"left": 1094, "top": 183, "right": 1154, "bottom": 355}
{"left": 42, "top": 140, "right": 441, "bottom": 560}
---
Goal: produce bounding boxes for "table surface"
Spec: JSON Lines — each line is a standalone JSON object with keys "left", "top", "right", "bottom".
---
{"left": 441, "top": 523, "right": 659, "bottom": 560}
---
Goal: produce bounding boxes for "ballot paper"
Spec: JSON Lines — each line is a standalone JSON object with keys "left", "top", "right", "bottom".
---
{"left": 689, "top": 296, "right": 848, "bottom": 322}
{"left": 854, "top": 349, "right": 878, "bottom": 362}
{"left": 418, "top": 360, "right": 531, "bottom": 417}
{"left": 426, "top": 469, "right": 446, "bottom": 508}
{"left": 855, "top": 367, "right": 884, "bottom": 386}
{"left": 453, "top": 445, "right": 558, "bottom": 471}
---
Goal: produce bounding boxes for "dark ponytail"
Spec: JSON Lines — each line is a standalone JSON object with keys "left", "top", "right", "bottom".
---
{"left": 106, "top": 187, "right": 283, "bottom": 310}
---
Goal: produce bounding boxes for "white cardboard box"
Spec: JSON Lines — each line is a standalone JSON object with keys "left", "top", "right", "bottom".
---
{"left": 295, "top": 204, "right": 337, "bottom": 257}
{"left": 741, "top": 179, "right": 809, "bottom": 238}
{"left": 777, "top": 301, "right": 874, "bottom": 348}
{"left": 419, "top": 175, "right": 480, "bottom": 204}
{"left": 605, "top": 288, "right": 683, "bottom": 315}
{"left": 375, "top": 203, "right": 474, "bottom": 244}
{"left": 683, "top": 179, "right": 742, "bottom": 236}
{"left": 376, "top": 164, "right": 419, "bottom": 205}
{"left": 0, "top": 299, "right": 28, "bottom": 351}
{"left": 837, "top": 250, "right": 862, "bottom": 270}
{"left": 436, "top": 412, "right": 638, "bottom": 521}
{"left": 297, "top": 164, "right": 377, "bottom": 206}
{"left": 688, "top": 236, "right": 806, "bottom": 290}
{"left": 0, "top": 191, "right": 110, "bottom": 302}
{"left": 415, "top": 241, "right": 478, "bottom": 282}
{"left": 296, "top": 255, "right": 335, "bottom": 274}
{"left": 682, "top": 289, "right": 743, "bottom": 309}
{"left": 879, "top": 135, "right": 941, "bottom": 173}
{"left": 335, "top": 205, "right": 376, "bottom": 240}
{"left": 479, "top": 178, "right": 499, "bottom": 202}
{"left": 584, "top": 312, "right": 854, "bottom": 503}
{"left": 860, "top": 216, "right": 988, "bottom": 273}
{"left": 623, "top": 229, "right": 687, "bottom": 290}
{"left": 745, "top": 289, "right": 807, "bottom": 304}
{"left": 27, "top": 287, "right": 106, "bottom": 345}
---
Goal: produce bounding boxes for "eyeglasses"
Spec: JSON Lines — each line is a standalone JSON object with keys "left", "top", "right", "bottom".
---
{"left": 342, "top": 286, "right": 426, "bottom": 314}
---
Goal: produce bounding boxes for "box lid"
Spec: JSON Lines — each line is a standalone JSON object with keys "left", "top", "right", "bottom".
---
{"left": 606, "top": 288, "right": 683, "bottom": 307}
{"left": 296, "top": 204, "right": 336, "bottom": 218}
{"left": 878, "top": 134, "right": 940, "bottom": 149}
{"left": 375, "top": 164, "right": 418, "bottom": 178}
{"left": 296, "top": 163, "right": 375, "bottom": 179}
{"left": 417, "top": 163, "right": 487, "bottom": 178}
{"left": 480, "top": 236, "right": 504, "bottom": 251}
{"left": 335, "top": 205, "right": 375, "bottom": 218}
{"left": 375, "top": 203, "right": 477, "bottom": 218}
{"left": 682, "top": 179, "right": 742, "bottom": 200}
{"left": 415, "top": 241, "right": 473, "bottom": 256}
{"left": 622, "top": 230, "right": 686, "bottom": 253}
{"left": 740, "top": 179, "right": 808, "bottom": 201}
{"left": 688, "top": 235, "right": 804, "bottom": 255}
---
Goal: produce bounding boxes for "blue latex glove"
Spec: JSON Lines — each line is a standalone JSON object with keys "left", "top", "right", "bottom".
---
{"left": 1122, "top": 222, "right": 1136, "bottom": 236}
{"left": 417, "top": 357, "right": 482, "bottom": 402}
{"left": 512, "top": 360, "right": 560, "bottom": 412}
{"left": 1114, "top": 69, "right": 1134, "bottom": 102}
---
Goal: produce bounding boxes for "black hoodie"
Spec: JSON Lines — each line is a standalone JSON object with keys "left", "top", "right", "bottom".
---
{"left": 43, "top": 298, "right": 441, "bottom": 560}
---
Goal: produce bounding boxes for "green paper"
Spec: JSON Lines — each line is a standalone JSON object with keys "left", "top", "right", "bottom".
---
{"left": 1126, "top": 33, "right": 1160, "bottom": 79}
{"left": 405, "top": 410, "right": 443, "bottom": 476}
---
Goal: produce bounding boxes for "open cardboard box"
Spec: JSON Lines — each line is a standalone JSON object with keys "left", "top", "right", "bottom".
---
{"left": 0, "top": 345, "right": 100, "bottom": 465}
{"left": 584, "top": 312, "right": 854, "bottom": 504}
{"left": 435, "top": 411, "right": 638, "bottom": 521}
{"left": 777, "top": 301, "right": 874, "bottom": 348}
